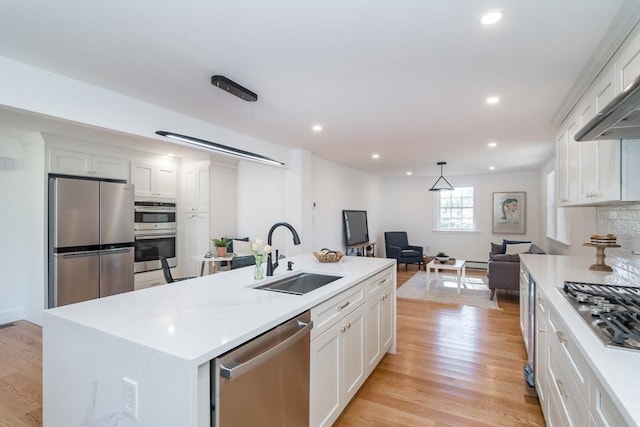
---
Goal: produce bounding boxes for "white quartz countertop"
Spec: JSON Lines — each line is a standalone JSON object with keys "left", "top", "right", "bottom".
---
{"left": 44, "top": 254, "right": 394, "bottom": 365}
{"left": 520, "top": 254, "right": 640, "bottom": 426}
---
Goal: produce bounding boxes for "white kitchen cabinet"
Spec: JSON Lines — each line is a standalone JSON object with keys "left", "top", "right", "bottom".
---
{"left": 590, "top": 375, "right": 628, "bottom": 427}
{"left": 310, "top": 303, "right": 366, "bottom": 427}
{"left": 183, "top": 212, "right": 210, "bottom": 277}
{"left": 556, "top": 130, "right": 570, "bottom": 205}
{"left": 615, "top": 28, "right": 640, "bottom": 92}
{"left": 132, "top": 159, "right": 178, "bottom": 199}
{"left": 49, "top": 147, "right": 129, "bottom": 181}
{"left": 365, "top": 281, "right": 393, "bottom": 374}
{"left": 183, "top": 160, "right": 210, "bottom": 212}
{"left": 534, "top": 288, "right": 549, "bottom": 418}
{"left": 310, "top": 265, "right": 395, "bottom": 427}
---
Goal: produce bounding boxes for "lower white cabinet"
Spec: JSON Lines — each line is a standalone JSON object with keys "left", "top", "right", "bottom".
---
{"left": 534, "top": 285, "right": 630, "bottom": 427}
{"left": 310, "top": 266, "right": 396, "bottom": 427}
{"left": 310, "top": 303, "right": 366, "bottom": 427}
{"left": 366, "top": 281, "right": 393, "bottom": 374}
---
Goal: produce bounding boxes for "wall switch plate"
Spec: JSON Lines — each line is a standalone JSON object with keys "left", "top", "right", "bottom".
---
{"left": 123, "top": 377, "right": 138, "bottom": 419}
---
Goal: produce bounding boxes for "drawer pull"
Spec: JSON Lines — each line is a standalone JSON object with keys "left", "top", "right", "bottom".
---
{"left": 556, "top": 331, "right": 568, "bottom": 344}
{"left": 338, "top": 301, "right": 350, "bottom": 310}
{"left": 538, "top": 328, "right": 547, "bottom": 333}
{"left": 379, "top": 278, "right": 387, "bottom": 285}
{"left": 339, "top": 326, "right": 346, "bottom": 332}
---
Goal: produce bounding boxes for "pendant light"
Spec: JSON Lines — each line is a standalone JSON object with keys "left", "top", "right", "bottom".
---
{"left": 429, "top": 161, "right": 454, "bottom": 191}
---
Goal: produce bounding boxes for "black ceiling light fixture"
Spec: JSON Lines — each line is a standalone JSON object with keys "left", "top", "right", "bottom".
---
{"left": 155, "top": 131, "right": 284, "bottom": 166}
{"left": 211, "top": 75, "right": 258, "bottom": 102}
{"left": 429, "top": 161, "right": 454, "bottom": 191}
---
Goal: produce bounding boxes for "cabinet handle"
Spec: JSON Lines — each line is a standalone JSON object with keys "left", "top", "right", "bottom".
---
{"left": 379, "top": 278, "right": 387, "bottom": 285}
{"left": 338, "top": 301, "right": 350, "bottom": 310}
{"left": 346, "top": 322, "right": 351, "bottom": 329}
{"left": 339, "top": 326, "right": 346, "bottom": 332}
{"left": 556, "top": 331, "right": 568, "bottom": 344}
{"left": 555, "top": 379, "right": 568, "bottom": 397}
{"left": 538, "top": 328, "right": 547, "bottom": 333}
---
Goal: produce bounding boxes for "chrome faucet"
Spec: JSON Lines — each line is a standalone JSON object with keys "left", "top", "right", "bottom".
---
{"left": 266, "top": 222, "right": 301, "bottom": 276}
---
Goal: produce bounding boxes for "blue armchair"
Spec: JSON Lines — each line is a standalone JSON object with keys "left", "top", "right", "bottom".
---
{"left": 384, "top": 231, "right": 424, "bottom": 270}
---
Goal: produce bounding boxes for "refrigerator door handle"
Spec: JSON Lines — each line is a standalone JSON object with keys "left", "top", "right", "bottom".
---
{"left": 101, "top": 248, "right": 132, "bottom": 255}
{"left": 59, "top": 251, "right": 99, "bottom": 259}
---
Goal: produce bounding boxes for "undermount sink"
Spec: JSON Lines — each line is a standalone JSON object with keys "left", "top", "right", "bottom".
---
{"left": 255, "top": 272, "right": 342, "bottom": 295}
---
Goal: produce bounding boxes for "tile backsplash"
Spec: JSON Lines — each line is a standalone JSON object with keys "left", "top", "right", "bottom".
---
{"left": 596, "top": 203, "right": 640, "bottom": 284}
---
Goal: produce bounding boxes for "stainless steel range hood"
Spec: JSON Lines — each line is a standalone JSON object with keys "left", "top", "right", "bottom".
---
{"left": 574, "top": 75, "right": 640, "bottom": 141}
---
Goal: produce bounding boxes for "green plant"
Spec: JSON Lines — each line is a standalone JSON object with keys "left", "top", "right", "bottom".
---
{"left": 436, "top": 251, "right": 448, "bottom": 257}
{"left": 211, "top": 237, "right": 232, "bottom": 248}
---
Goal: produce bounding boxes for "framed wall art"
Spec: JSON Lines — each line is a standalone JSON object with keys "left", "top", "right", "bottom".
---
{"left": 492, "top": 192, "right": 526, "bottom": 234}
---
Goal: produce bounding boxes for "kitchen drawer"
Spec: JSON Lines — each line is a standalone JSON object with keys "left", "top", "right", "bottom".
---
{"left": 590, "top": 374, "right": 629, "bottom": 427}
{"left": 547, "top": 334, "right": 589, "bottom": 427}
{"left": 364, "top": 267, "right": 393, "bottom": 298}
{"left": 548, "top": 304, "right": 589, "bottom": 393}
{"left": 311, "top": 283, "right": 365, "bottom": 339}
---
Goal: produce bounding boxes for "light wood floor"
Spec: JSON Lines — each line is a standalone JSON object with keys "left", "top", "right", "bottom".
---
{"left": 0, "top": 266, "right": 544, "bottom": 427}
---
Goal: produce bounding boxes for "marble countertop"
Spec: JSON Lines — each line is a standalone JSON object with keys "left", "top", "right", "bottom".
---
{"left": 520, "top": 254, "right": 640, "bottom": 426}
{"left": 45, "top": 254, "right": 395, "bottom": 365}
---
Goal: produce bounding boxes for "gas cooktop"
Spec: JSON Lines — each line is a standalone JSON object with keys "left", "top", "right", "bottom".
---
{"left": 560, "top": 281, "right": 640, "bottom": 351}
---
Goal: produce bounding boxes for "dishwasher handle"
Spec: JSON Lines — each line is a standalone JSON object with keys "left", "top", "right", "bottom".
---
{"left": 220, "top": 317, "right": 313, "bottom": 380}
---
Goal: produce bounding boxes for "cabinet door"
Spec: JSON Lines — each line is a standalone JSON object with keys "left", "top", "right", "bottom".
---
{"left": 310, "top": 325, "right": 341, "bottom": 427}
{"left": 132, "top": 161, "right": 155, "bottom": 198}
{"left": 566, "top": 117, "right": 580, "bottom": 204}
{"left": 535, "top": 291, "right": 548, "bottom": 414}
{"left": 183, "top": 213, "right": 210, "bottom": 277}
{"left": 556, "top": 131, "right": 570, "bottom": 205}
{"left": 366, "top": 282, "right": 394, "bottom": 374}
{"left": 93, "top": 155, "right": 129, "bottom": 181}
{"left": 183, "top": 161, "right": 210, "bottom": 212}
{"left": 155, "top": 163, "right": 178, "bottom": 199}
{"left": 342, "top": 304, "right": 366, "bottom": 402}
{"left": 49, "top": 148, "right": 92, "bottom": 176}
{"left": 616, "top": 29, "right": 640, "bottom": 92}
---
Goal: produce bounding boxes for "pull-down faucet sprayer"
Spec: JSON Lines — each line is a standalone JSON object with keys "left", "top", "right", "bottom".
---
{"left": 266, "top": 222, "right": 301, "bottom": 276}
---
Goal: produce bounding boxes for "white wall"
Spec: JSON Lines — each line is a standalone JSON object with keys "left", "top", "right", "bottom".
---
{"left": 0, "top": 138, "right": 28, "bottom": 323}
{"left": 380, "top": 170, "right": 542, "bottom": 263}
{"left": 310, "top": 157, "right": 381, "bottom": 254}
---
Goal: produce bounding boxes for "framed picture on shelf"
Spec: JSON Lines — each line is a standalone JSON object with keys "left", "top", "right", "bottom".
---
{"left": 492, "top": 191, "right": 526, "bottom": 234}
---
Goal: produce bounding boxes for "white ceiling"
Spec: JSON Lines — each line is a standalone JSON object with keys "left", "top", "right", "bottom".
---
{"left": 0, "top": 0, "right": 628, "bottom": 177}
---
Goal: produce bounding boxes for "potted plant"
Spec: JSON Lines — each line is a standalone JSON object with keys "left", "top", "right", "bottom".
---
{"left": 212, "top": 237, "right": 232, "bottom": 257}
{"left": 435, "top": 251, "right": 450, "bottom": 264}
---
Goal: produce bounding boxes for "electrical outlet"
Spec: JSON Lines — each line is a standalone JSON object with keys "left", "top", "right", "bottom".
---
{"left": 123, "top": 377, "right": 138, "bottom": 420}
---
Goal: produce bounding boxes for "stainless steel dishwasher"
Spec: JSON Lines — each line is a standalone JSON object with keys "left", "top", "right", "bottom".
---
{"left": 211, "top": 311, "right": 312, "bottom": 426}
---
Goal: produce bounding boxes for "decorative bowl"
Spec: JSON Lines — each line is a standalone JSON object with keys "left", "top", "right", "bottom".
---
{"left": 314, "top": 249, "right": 344, "bottom": 263}
{"left": 436, "top": 256, "right": 450, "bottom": 264}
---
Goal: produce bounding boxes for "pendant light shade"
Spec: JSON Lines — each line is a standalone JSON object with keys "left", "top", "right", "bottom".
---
{"left": 429, "top": 161, "right": 454, "bottom": 191}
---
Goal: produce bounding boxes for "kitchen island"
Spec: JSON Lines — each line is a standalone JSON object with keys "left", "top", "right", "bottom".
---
{"left": 43, "top": 254, "right": 396, "bottom": 426}
{"left": 520, "top": 254, "right": 640, "bottom": 426}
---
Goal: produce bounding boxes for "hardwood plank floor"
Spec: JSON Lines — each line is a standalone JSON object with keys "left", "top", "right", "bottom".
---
{"left": 0, "top": 265, "right": 544, "bottom": 427}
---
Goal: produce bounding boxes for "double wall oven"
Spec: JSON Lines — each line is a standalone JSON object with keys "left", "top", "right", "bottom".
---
{"left": 134, "top": 200, "right": 177, "bottom": 273}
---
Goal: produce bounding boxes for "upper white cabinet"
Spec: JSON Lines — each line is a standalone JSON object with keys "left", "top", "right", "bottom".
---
{"left": 182, "top": 161, "right": 210, "bottom": 212}
{"left": 557, "top": 27, "right": 640, "bottom": 206}
{"left": 615, "top": 28, "right": 640, "bottom": 91}
{"left": 132, "top": 159, "right": 178, "bottom": 200}
{"left": 49, "top": 147, "right": 130, "bottom": 181}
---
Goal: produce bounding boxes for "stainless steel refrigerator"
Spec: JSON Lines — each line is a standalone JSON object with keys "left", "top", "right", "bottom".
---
{"left": 48, "top": 176, "right": 135, "bottom": 308}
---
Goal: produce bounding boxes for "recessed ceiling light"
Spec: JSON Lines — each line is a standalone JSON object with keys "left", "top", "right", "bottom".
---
{"left": 481, "top": 10, "right": 504, "bottom": 26}
{"left": 406, "top": 171, "right": 412, "bottom": 176}
{"left": 486, "top": 96, "right": 500, "bottom": 105}
{"left": 168, "top": 153, "right": 175, "bottom": 157}
{"left": 372, "top": 153, "right": 380, "bottom": 159}
{"left": 489, "top": 166, "right": 496, "bottom": 170}
{"left": 488, "top": 142, "right": 497, "bottom": 148}
{"left": 312, "top": 124, "right": 323, "bottom": 132}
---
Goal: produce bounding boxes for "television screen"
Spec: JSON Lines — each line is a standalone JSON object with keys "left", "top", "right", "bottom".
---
{"left": 342, "top": 210, "right": 369, "bottom": 246}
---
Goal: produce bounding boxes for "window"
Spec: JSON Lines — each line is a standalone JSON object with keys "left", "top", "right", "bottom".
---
{"left": 437, "top": 187, "right": 475, "bottom": 230}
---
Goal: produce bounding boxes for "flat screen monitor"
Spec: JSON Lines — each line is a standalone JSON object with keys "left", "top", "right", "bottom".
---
{"left": 342, "top": 210, "right": 369, "bottom": 246}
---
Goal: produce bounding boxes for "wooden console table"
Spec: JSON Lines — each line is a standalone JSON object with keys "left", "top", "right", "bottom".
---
{"left": 346, "top": 242, "right": 376, "bottom": 257}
